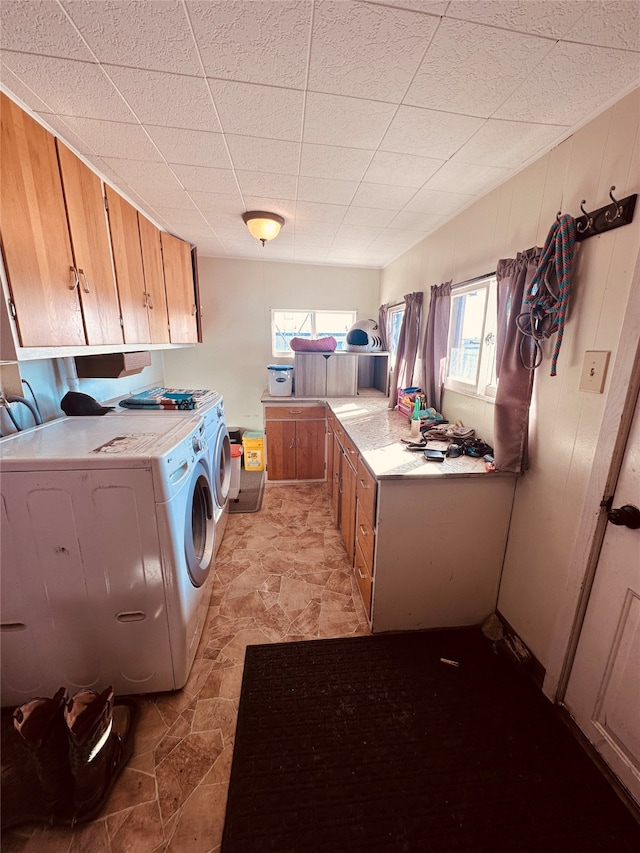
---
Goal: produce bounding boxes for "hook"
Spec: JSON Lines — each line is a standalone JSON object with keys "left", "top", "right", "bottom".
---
{"left": 576, "top": 199, "right": 593, "bottom": 234}
{"left": 605, "top": 186, "right": 624, "bottom": 223}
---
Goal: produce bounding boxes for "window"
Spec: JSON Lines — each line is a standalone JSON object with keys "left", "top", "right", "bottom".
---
{"left": 445, "top": 274, "right": 497, "bottom": 399}
{"left": 387, "top": 303, "right": 405, "bottom": 367}
{"left": 271, "top": 309, "right": 357, "bottom": 356}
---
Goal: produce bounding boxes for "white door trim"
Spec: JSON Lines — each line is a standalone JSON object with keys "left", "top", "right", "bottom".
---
{"left": 543, "top": 246, "right": 640, "bottom": 702}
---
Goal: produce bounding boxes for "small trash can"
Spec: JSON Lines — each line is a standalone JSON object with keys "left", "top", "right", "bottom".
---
{"left": 229, "top": 445, "right": 243, "bottom": 500}
{"left": 267, "top": 364, "right": 293, "bottom": 396}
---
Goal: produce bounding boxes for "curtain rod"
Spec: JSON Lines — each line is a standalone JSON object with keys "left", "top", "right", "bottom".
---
{"left": 451, "top": 270, "right": 496, "bottom": 289}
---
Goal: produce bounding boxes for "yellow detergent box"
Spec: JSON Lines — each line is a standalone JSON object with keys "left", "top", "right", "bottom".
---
{"left": 242, "top": 431, "right": 264, "bottom": 471}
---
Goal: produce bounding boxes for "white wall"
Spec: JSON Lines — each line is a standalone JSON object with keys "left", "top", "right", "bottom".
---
{"left": 0, "top": 354, "right": 164, "bottom": 434}
{"left": 162, "top": 257, "right": 381, "bottom": 431}
{"left": 381, "top": 89, "right": 640, "bottom": 669}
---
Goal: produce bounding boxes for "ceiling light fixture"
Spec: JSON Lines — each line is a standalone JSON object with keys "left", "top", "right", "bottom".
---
{"left": 242, "top": 210, "right": 285, "bottom": 246}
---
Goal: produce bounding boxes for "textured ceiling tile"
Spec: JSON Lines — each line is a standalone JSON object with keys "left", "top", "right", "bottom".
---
{"left": 405, "top": 18, "right": 553, "bottom": 117}
{"left": 62, "top": 0, "right": 201, "bottom": 74}
{"left": 389, "top": 210, "right": 447, "bottom": 231}
{"left": 236, "top": 170, "right": 297, "bottom": 200}
{"left": 300, "top": 143, "right": 372, "bottom": 181}
{"left": 381, "top": 105, "right": 484, "bottom": 159}
{"left": 1, "top": 65, "right": 50, "bottom": 112}
{"left": 145, "top": 126, "right": 230, "bottom": 168}
{"left": 1, "top": 53, "right": 134, "bottom": 121}
{"left": 451, "top": 120, "right": 569, "bottom": 169}
{"left": 563, "top": 0, "right": 640, "bottom": 51}
{"left": 210, "top": 80, "right": 303, "bottom": 141}
{"left": 494, "top": 41, "right": 640, "bottom": 125}
{"left": 242, "top": 197, "right": 297, "bottom": 221}
{"left": 101, "top": 156, "right": 185, "bottom": 195}
{"left": 191, "top": 193, "right": 244, "bottom": 217}
{"left": 425, "top": 160, "right": 508, "bottom": 195}
{"left": 297, "top": 176, "right": 358, "bottom": 205}
{"left": 342, "top": 206, "right": 398, "bottom": 228}
{"left": 334, "top": 224, "right": 384, "bottom": 242}
{"left": 52, "top": 116, "right": 163, "bottom": 162}
{"left": 0, "top": 0, "right": 94, "bottom": 59}
{"left": 404, "top": 187, "right": 474, "bottom": 215}
{"left": 187, "top": 0, "right": 311, "bottom": 88}
{"left": 351, "top": 182, "right": 417, "bottom": 210}
{"left": 294, "top": 201, "right": 348, "bottom": 223}
{"left": 170, "top": 165, "right": 238, "bottom": 195}
{"left": 150, "top": 207, "right": 209, "bottom": 232}
{"left": 309, "top": 0, "right": 439, "bottom": 101}
{"left": 445, "top": 0, "right": 590, "bottom": 39}
{"left": 105, "top": 66, "right": 220, "bottom": 131}
{"left": 226, "top": 135, "right": 301, "bottom": 175}
{"left": 363, "top": 150, "right": 443, "bottom": 187}
{"left": 303, "top": 92, "right": 396, "bottom": 148}
{"left": 372, "top": 1, "right": 448, "bottom": 14}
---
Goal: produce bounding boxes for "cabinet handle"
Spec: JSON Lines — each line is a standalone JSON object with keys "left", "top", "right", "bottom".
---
{"left": 356, "top": 565, "right": 367, "bottom": 580}
{"left": 147, "top": 293, "right": 154, "bottom": 309}
{"left": 69, "top": 266, "right": 80, "bottom": 290}
{"left": 288, "top": 409, "right": 303, "bottom": 415}
{"left": 289, "top": 438, "right": 296, "bottom": 449}
{"left": 143, "top": 291, "right": 149, "bottom": 307}
{"left": 192, "top": 304, "right": 197, "bottom": 315}
{"left": 359, "top": 524, "right": 368, "bottom": 536}
{"left": 359, "top": 479, "right": 369, "bottom": 490}
{"left": 78, "top": 269, "right": 90, "bottom": 293}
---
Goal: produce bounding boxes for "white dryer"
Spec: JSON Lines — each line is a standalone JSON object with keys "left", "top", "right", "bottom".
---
{"left": 114, "top": 389, "right": 231, "bottom": 553}
{"left": 0, "top": 412, "right": 215, "bottom": 707}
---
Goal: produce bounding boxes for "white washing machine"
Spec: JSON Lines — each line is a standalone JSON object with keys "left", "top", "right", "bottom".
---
{"left": 0, "top": 412, "right": 215, "bottom": 707}
{"left": 114, "top": 389, "right": 231, "bottom": 553}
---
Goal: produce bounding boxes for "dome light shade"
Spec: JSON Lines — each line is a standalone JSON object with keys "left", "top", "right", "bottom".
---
{"left": 242, "top": 211, "right": 285, "bottom": 245}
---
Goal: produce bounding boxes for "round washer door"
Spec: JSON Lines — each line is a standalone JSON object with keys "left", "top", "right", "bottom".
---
{"left": 184, "top": 458, "right": 215, "bottom": 587}
{"left": 213, "top": 428, "right": 232, "bottom": 509}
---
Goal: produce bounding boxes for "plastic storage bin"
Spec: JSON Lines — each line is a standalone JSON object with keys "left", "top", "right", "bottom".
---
{"left": 242, "top": 431, "right": 264, "bottom": 471}
{"left": 229, "top": 445, "right": 243, "bottom": 500}
{"left": 268, "top": 364, "right": 293, "bottom": 396}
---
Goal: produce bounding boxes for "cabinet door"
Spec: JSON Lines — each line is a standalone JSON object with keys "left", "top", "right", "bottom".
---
{"left": 340, "top": 452, "right": 357, "bottom": 564}
{"left": 296, "top": 419, "right": 326, "bottom": 480}
{"left": 0, "top": 93, "right": 84, "bottom": 346}
{"left": 138, "top": 214, "right": 170, "bottom": 343}
{"left": 161, "top": 232, "right": 197, "bottom": 344}
{"left": 265, "top": 420, "right": 297, "bottom": 480}
{"left": 331, "top": 438, "right": 341, "bottom": 521}
{"left": 294, "top": 354, "right": 327, "bottom": 397}
{"left": 105, "top": 186, "right": 150, "bottom": 344}
{"left": 56, "top": 140, "right": 123, "bottom": 346}
{"left": 326, "top": 354, "right": 357, "bottom": 396}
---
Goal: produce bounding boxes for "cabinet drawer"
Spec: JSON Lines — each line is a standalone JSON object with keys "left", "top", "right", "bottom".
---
{"left": 341, "top": 430, "right": 359, "bottom": 470}
{"left": 356, "top": 457, "right": 377, "bottom": 528}
{"left": 354, "top": 540, "right": 372, "bottom": 620}
{"left": 265, "top": 405, "right": 325, "bottom": 421}
{"left": 355, "top": 504, "right": 375, "bottom": 573}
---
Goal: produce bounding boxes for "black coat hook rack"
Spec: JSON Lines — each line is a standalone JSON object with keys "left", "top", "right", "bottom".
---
{"left": 570, "top": 186, "right": 637, "bottom": 242}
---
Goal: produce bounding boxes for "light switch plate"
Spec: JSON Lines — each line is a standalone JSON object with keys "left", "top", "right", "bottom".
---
{"left": 579, "top": 350, "right": 610, "bottom": 393}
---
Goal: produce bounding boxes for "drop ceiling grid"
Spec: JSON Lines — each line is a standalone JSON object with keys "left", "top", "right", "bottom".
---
{"left": 0, "top": 0, "right": 639, "bottom": 267}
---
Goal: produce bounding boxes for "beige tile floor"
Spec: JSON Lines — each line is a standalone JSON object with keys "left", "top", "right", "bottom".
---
{"left": 2, "top": 483, "right": 370, "bottom": 853}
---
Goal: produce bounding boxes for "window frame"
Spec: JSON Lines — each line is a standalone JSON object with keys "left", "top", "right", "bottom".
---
{"left": 270, "top": 308, "right": 357, "bottom": 357}
{"left": 387, "top": 302, "right": 405, "bottom": 369}
{"left": 444, "top": 272, "right": 498, "bottom": 401}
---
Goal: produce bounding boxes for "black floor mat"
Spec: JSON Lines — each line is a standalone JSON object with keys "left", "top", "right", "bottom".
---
{"left": 221, "top": 628, "right": 639, "bottom": 853}
{"left": 228, "top": 468, "right": 264, "bottom": 514}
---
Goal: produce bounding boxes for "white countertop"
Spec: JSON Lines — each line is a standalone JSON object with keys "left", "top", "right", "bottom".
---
{"left": 326, "top": 397, "right": 497, "bottom": 481}
{"left": 261, "top": 393, "right": 502, "bottom": 481}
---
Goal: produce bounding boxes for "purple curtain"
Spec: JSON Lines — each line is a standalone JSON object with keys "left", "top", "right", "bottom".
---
{"left": 378, "top": 303, "right": 390, "bottom": 352}
{"left": 420, "top": 281, "right": 451, "bottom": 411}
{"left": 388, "top": 292, "right": 423, "bottom": 409}
{"left": 494, "top": 248, "right": 541, "bottom": 474}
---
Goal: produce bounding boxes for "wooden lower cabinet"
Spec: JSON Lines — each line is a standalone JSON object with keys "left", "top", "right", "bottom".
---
{"left": 264, "top": 405, "right": 326, "bottom": 481}
{"left": 339, "top": 451, "right": 357, "bottom": 564}
{"left": 354, "top": 539, "right": 373, "bottom": 620}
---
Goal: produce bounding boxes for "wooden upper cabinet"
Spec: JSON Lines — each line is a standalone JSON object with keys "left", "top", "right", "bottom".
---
{"left": 0, "top": 92, "right": 85, "bottom": 346}
{"left": 105, "top": 185, "right": 150, "bottom": 344}
{"left": 138, "top": 214, "right": 170, "bottom": 344}
{"left": 161, "top": 232, "right": 197, "bottom": 343}
{"left": 55, "top": 140, "right": 123, "bottom": 346}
